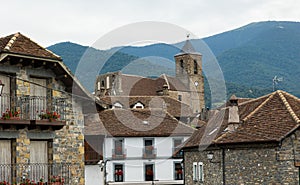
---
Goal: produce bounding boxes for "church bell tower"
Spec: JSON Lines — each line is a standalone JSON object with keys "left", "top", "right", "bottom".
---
{"left": 174, "top": 36, "right": 205, "bottom": 113}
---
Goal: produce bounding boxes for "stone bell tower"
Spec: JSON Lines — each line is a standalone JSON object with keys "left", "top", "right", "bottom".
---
{"left": 174, "top": 36, "right": 205, "bottom": 113}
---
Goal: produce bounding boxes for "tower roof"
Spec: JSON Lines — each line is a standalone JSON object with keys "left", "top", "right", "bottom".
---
{"left": 175, "top": 39, "right": 201, "bottom": 56}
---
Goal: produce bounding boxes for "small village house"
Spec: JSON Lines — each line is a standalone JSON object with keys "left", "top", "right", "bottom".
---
{"left": 0, "top": 32, "right": 92, "bottom": 184}
{"left": 182, "top": 91, "right": 300, "bottom": 184}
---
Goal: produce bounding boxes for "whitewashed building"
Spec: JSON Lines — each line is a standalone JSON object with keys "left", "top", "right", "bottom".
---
{"left": 85, "top": 98, "right": 196, "bottom": 184}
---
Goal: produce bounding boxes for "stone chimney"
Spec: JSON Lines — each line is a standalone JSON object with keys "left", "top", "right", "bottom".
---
{"left": 162, "top": 84, "right": 169, "bottom": 96}
{"left": 227, "top": 95, "right": 240, "bottom": 132}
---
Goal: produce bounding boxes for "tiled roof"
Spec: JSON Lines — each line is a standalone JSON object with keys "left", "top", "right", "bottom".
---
{"left": 0, "top": 32, "right": 61, "bottom": 60}
{"left": 116, "top": 73, "right": 188, "bottom": 96}
{"left": 99, "top": 96, "right": 192, "bottom": 117}
{"left": 183, "top": 91, "right": 300, "bottom": 148}
{"left": 84, "top": 109, "right": 195, "bottom": 137}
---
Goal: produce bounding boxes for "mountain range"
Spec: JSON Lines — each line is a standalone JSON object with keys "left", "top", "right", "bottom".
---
{"left": 48, "top": 21, "right": 300, "bottom": 106}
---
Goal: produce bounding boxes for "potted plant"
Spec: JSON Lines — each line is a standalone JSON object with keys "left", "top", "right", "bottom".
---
{"left": 38, "top": 110, "right": 60, "bottom": 122}
{"left": 49, "top": 176, "right": 64, "bottom": 185}
{"left": 1, "top": 109, "right": 20, "bottom": 120}
{"left": 0, "top": 180, "right": 10, "bottom": 185}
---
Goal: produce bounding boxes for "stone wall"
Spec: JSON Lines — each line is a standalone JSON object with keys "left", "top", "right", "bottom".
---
{"left": 0, "top": 65, "right": 85, "bottom": 184}
{"left": 184, "top": 137, "right": 300, "bottom": 185}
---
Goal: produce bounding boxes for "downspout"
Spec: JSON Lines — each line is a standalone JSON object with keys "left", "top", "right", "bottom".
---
{"left": 222, "top": 148, "right": 226, "bottom": 185}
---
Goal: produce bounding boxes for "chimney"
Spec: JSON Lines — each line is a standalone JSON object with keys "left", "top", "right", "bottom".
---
{"left": 227, "top": 95, "right": 240, "bottom": 132}
{"left": 162, "top": 84, "right": 169, "bottom": 96}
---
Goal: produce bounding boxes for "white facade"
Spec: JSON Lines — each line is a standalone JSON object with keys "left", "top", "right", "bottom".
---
{"left": 103, "top": 136, "right": 188, "bottom": 184}
{"left": 85, "top": 165, "right": 103, "bottom": 185}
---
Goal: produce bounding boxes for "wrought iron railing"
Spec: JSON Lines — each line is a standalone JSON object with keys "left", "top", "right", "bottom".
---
{"left": 0, "top": 93, "right": 67, "bottom": 121}
{"left": 143, "top": 147, "right": 157, "bottom": 159}
{"left": 0, "top": 163, "right": 71, "bottom": 184}
{"left": 112, "top": 148, "right": 127, "bottom": 159}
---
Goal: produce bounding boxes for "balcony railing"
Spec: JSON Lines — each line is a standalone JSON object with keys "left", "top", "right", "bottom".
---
{"left": 172, "top": 147, "right": 183, "bottom": 158}
{"left": 0, "top": 163, "right": 71, "bottom": 184}
{"left": 112, "top": 148, "right": 127, "bottom": 159}
{"left": 143, "top": 146, "right": 157, "bottom": 159}
{"left": 0, "top": 94, "right": 66, "bottom": 123}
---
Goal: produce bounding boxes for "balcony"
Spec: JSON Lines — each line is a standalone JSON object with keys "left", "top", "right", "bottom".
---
{"left": 0, "top": 94, "right": 67, "bottom": 130}
{"left": 0, "top": 163, "right": 71, "bottom": 184}
{"left": 143, "top": 146, "right": 157, "bottom": 159}
{"left": 112, "top": 148, "right": 127, "bottom": 160}
{"left": 172, "top": 147, "right": 183, "bottom": 158}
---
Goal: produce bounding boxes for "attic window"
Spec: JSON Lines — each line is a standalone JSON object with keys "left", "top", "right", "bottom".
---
{"left": 113, "top": 102, "right": 123, "bottom": 109}
{"left": 133, "top": 102, "right": 144, "bottom": 109}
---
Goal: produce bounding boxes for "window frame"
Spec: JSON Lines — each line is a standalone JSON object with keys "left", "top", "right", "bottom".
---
{"left": 174, "top": 162, "right": 183, "bottom": 180}
{"left": 114, "top": 163, "right": 124, "bottom": 182}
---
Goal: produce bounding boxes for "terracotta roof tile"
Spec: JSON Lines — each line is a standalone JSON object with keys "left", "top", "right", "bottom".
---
{"left": 85, "top": 109, "right": 195, "bottom": 137}
{"left": 99, "top": 96, "right": 192, "bottom": 117}
{"left": 0, "top": 32, "right": 61, "bottom": 60}
{"left": 183, "top": 91, "right": 300, "bottom": 148}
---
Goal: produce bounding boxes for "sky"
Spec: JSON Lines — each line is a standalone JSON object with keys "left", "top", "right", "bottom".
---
{"left": 1, "top": 0, "right": 300, "bottom": 49}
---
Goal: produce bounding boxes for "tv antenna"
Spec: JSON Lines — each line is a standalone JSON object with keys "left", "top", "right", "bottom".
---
{"left": 272, "top": 76, "right": 283, "bottom": 91}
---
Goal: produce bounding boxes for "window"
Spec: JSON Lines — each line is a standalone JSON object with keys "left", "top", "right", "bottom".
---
{"left": 114, "top": 139, "right": 124, "bottom": 156}
{"left": 178, "top": 95, "right": 182, "bottom": 101}
{"left": 112, "top": 102, "right": 123, "bottom": 109}
{"left": 29, "top": 141, "right": 48, "bottom": 182}
{"left": 101, "top": 80, "right": 105, "bottom": 87}
{"left": 194, "top": 60, "right": 198, "bottom": 74}
{"left": 0, "top": 140, "right": 11, "bottom": 182}
{"left": 145, "top": 164, "right": 154, "bottom": 181}
{"left": 192, "top": 162, "right": 204, "bottom": 182}
{"left": 133, "top": 102, "right": 144, "bottom": 109}
{"left": 114, "top": 164, "right": 124, "bottom": 182}
{"left": 198, "top": 162, "right": 204, "bottom": 182}
{"left": 174, "top": 162, "right": 183, "bottom": 180}
{"left": 29, "top": 77, "right": 47, "bottom": 120}
{"left": 173, "top": 138, "right": 183, "bottom": 158}
{"left": 0, "top": 75, "right": 10, "bottom": 117}
{"left": 180, "top": 60, "right": 184, "bottom": 73}
{"left": 192, "top": 162, "right": 197, "bottom": 181}
{"left": 143, "top": 139, "right": 156, "bottom": 158}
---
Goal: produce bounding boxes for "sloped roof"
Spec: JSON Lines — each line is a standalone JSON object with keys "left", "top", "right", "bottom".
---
{"left": 183, "top": 90, "right": 300, "bottom": 148}
{"left": 99, "top": 96, "right": 192, "bottom": 117}
{"left": 0, "top": 32, "right": 61, "bottom": 60}
{"left": 175, "top": 39, "right": 201, "bottom": 56}
{"left": 84, "top": 109, "right": 195, "bottom": 137}
{"left": 114, "top": 73, "right": 189, "bottom": 96}
{"left": 0, "top": 32, "right": 93, "bottom": 104}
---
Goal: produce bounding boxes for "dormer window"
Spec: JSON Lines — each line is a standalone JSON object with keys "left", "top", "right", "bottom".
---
{"left": 133, "top": 102, "right": 144, "bottom": 109}
{"left": 113, "top": 102, "right": 123, "bottom": 109}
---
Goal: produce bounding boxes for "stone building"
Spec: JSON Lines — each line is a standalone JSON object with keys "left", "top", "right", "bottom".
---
{"left": 94, "top": 38, "right": 205, "bottom": 114}
{"left": 182, "top": 90, "right": 300, "bottom": 184}
{"left": 0, "top": 32, "right": 92, "bottom": 184}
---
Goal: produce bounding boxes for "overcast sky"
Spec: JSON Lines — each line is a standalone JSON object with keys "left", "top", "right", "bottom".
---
{"left": 1, "top": 0, "right": 300, "bottom": 49}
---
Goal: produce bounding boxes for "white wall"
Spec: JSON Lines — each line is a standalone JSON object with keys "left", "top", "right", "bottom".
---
{"left": 85, "top": 165, "right": 103, "bottom": 185}
{"left": 104, "top": 136, "right": 189, "bottom": 183}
